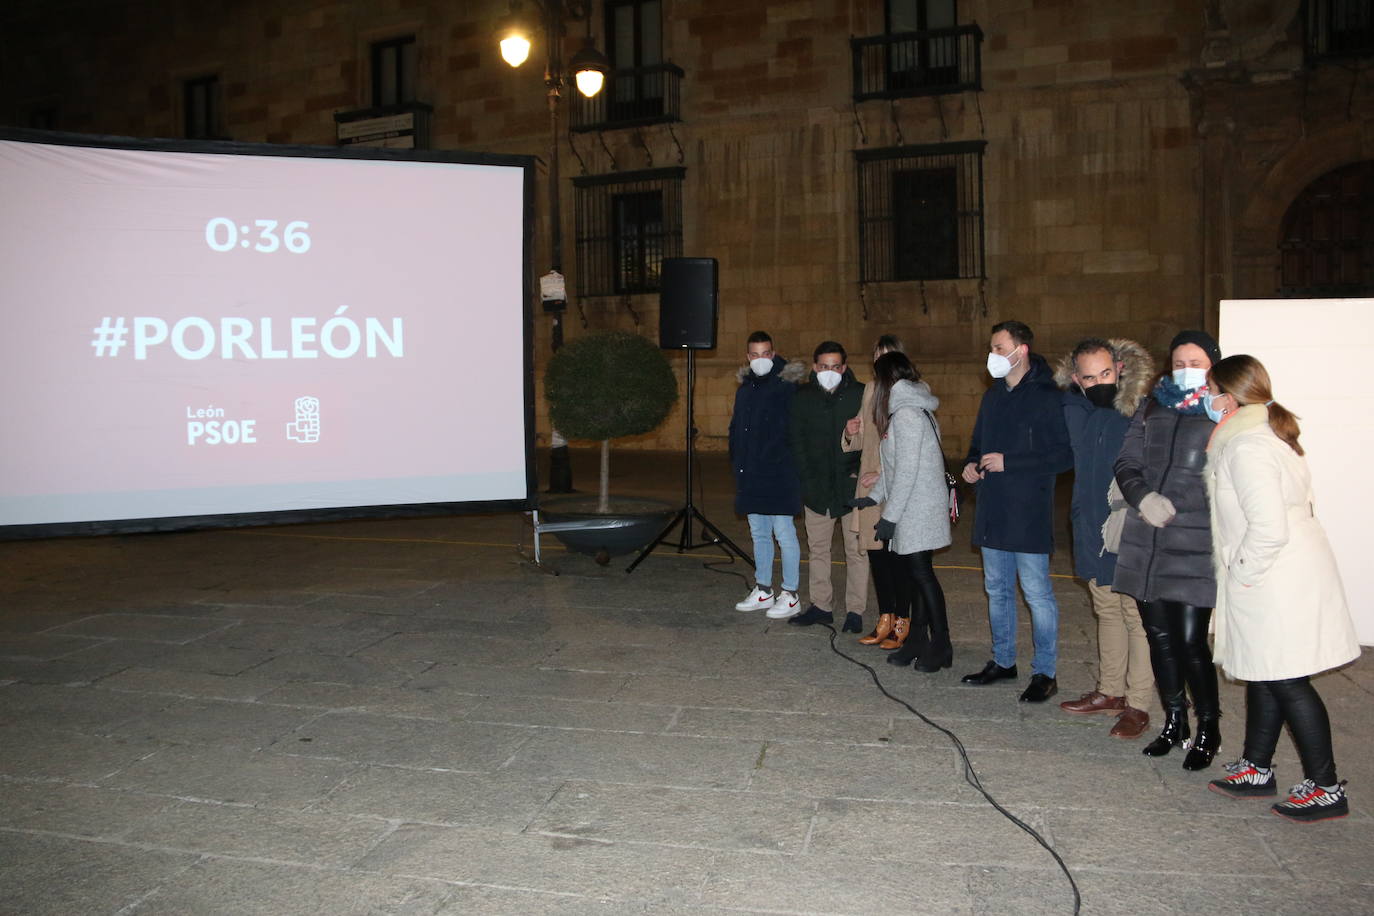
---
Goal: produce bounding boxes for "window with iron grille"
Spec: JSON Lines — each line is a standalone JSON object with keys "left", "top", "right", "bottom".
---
{"left": 608, "top": 0, "right": 663, "bottom": 122}
{"left": 852, "top": 0, "right": 979, "bottom": 100}
{"left": 856, "top": 141, "right": 985, "bottom": 282}
{"left": 1306, "top": 0, "right": 1374, "bottom": 60}
{"left": 573, "top": 167, "right": 684, "bottom": 296}
{"left": 1277, "top": 160, "right": 1374, "bottom": 297}
{"left": 183, "top": 75, "right": 222, "bottom": 140}
{"left": 371, "top": 35, "right": 417, "bottom": 107}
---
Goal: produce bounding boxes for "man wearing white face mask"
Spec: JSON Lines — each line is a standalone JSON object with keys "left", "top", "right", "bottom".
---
{"left": 788, "top": 341, "right": 868, "bottom": 629}
{"left": 960, "top": 320, "right": 1073, "bottom": 703}
{"left": 731, "top": 331, "right": 808, "bottom": 616}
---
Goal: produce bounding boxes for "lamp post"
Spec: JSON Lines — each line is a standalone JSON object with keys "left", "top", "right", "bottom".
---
{"left": 497, "top": 1, "right": 609, "bottom": 494}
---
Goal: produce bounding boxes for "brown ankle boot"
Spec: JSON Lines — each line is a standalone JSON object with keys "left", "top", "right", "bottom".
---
{"left": 859, "top": 613, "right": 895, "bottom": 645}
{"left": 880, "top": 616, "right": 910, "bottom": 649}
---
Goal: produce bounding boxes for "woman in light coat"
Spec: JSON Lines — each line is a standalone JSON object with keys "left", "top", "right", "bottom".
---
{"left": 851, "top": 351, "right": 953, "bottom": 671}
{"left": 1203, "top": 354, "right": 1359, "bottom": 823}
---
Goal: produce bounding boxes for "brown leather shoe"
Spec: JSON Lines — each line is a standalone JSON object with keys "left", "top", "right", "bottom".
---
{"left": 1058, "top": 690, "right": 1127, "bottom": 715}
{"left": 879, "top": 616, "right": 910, "bottom": 650}
{"left": 859, "top": 613, "right": 895, "bottom": 645}
{"left": 1110, "top": 707, "right": 1150, "bottom": 739}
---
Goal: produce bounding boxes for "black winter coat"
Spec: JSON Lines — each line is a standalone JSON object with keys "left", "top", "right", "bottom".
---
{"left": 1062, "top": 392, "right": 1132, "bottom": 585}
{"left": 964, "top": 354, "right": 1073, "bottom": 554}
{"left": 729, "top": 356, "right": 805, "bottom": 516}
{"left": 789, "top": 369, "right": 864, "bottom": 518}
{"left": 1111, "top": 398, "right": 1217, "bottom": 607}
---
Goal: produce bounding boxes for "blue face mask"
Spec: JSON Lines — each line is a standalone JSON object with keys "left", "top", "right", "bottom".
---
{"left": 1204, "top": 393, "right": 1226, "bottom": 424}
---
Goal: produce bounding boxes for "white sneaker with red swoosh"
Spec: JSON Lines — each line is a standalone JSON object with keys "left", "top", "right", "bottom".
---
{"left": 734, "top": 586, "right": 775, "bottom": 612}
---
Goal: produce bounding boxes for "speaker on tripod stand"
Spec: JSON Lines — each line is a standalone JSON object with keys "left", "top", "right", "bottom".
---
{"left": 626, "top": 257, "right": 753, "bottom": 573}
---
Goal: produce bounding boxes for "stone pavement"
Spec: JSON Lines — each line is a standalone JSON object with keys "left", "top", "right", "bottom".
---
{"left": 2, "top": 449, "right": 1372, "bottom": 915}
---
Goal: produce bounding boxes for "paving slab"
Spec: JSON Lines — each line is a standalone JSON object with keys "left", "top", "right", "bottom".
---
{"left": 275, "top": 710, "right": 533, "bottom": 771}
{"left": 48, "top": 612, "right": 234, "bottom": 643}
{"left": 464, "top": 694, "right": 678, "bottom": 733}
{"left": 100, "top": 744, "right": 358, "bottom": 808}
{"left": 0, "top": 833, "right": 197, "bottom": 914}
{"left": 113, "top": 696, "right": 322, "bottom": 749}
{"left": 0, "top": 780, "right": 174, "bottom": 838}
{"left": 0, "top": 681, "right": 173, "bottom": 733}
{"left": 127, "top": 857, "right": 456, "bottom": 915}
{"left": 309, "top": 764, "right": 560, "bottom": 830}
{"left": 0, "top": 724, "right": 169, "bottom": 782}
{"left": 357, "top": 823, "right": 716, "bottom": 904}
{"left": 409, "top": 661, "right": 629, "bottom": 701}
{"left": 120, "top": 798, "right": 393, "bottom": 866}
{"left": 503, "top": 729, "right": 764, "bottom": 790}
{"left": 96, "top": 666, "right": 282, "bottom": 702}
{"left": 257, "top": 681, "right": 484, "bottom": 720}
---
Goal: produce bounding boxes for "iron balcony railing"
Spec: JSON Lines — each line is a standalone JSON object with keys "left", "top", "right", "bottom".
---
{"left": 572, "top": 62, "right": 684, "bottom": 132}
{"left": 1305, "top": 0, "right": 1374, "bottom": 62}
{"left": 852, "top": 23, "right": 982, "bottom": 101}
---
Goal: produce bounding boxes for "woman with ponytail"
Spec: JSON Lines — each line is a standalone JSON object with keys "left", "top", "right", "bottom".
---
{"left": 1203, "top": 355, "right": 1359, "bottom": 822}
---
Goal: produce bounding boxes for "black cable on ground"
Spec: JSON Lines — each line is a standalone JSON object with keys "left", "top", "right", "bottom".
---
{"left": 820, "top": 623, "right": 1082, "bottom": 915}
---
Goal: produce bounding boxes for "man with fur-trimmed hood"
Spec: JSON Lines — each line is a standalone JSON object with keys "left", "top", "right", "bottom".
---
{"left": 1054, "top": 337, "right": 1157, "bottom": 739}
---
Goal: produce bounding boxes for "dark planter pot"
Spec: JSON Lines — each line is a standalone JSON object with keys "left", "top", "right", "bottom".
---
{"left": 539, "top": 496, "right": 675, "bottom": 561}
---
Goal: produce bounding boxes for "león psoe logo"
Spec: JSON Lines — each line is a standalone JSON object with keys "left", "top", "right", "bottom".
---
{"left": 286, "top": 396, "right": 320, "bottom": 443}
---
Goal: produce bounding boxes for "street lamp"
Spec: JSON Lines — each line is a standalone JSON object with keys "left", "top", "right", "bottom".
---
{"left": 497, "top": 1, "right": 610, "bottom": 493}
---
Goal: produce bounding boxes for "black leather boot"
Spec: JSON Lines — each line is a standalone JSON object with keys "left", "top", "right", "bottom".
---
{"left": 1142, "top": 707, "right": 1190, "bottom": 757}
{"left": 1182, "top": 717, "right": 1220, "bottom": 770}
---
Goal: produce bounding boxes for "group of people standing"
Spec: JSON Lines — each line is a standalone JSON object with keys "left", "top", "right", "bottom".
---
{"left": 728, "top": 322, "right": 1360, "bottom": 823}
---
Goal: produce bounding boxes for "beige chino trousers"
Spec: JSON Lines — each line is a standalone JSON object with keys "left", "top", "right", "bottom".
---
{"left": 804, "top": 507, "right": 870, "bottom": 615}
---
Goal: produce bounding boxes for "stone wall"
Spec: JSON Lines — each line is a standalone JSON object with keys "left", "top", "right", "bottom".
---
{"left": 4, "top": 1, "right": 1360, "bottom": 462}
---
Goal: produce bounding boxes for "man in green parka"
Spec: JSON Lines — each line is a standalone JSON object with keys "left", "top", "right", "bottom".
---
{"left": 787, "top": 341, "right": 867, "bottom": 631}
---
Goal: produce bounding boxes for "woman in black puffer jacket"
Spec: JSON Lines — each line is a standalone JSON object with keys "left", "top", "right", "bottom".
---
{"left": 1113, "top": 331, "right": 1221, "bottom": 770}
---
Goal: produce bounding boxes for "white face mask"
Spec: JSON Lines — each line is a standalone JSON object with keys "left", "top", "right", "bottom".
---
{"left": 749, "top": 357, "right": 773, "bottom": 377}
{"left": 816, "top": 369, "right": 842, "bottom": 391}
{"left": 1173, "top": 367, "right": 1207, "bottom": 390}
{"left": 987, "top": 348, "right": 1020, "bottom": 379}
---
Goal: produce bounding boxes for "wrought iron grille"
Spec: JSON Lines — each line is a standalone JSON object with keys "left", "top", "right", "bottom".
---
{"left": 856, "top": 141, "right": 985, "bottom": 282}
{"left": 571, "top": 63, "right": 684, "bottom": 131}
{"left": 1306, "top": 0, "right": 1374, "bottom": 61}
{"left": 851, "top": 24, "right": 982, "bottom": 100}
{"left": 572, "top": 167, "right": 685, "bottom": 296}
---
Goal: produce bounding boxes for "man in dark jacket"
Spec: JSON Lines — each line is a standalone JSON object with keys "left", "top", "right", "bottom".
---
{"left": 787, "top": 341, "right": 866, "bottom": 631}
{"left": 1054, "top": 337, "right": 1156, "bottom": 738}
{"left": 729, "top": 330, "right": 807, "bottom": 617}
{"left": 959, "top": 320, "right": 1073, "bottom": 702}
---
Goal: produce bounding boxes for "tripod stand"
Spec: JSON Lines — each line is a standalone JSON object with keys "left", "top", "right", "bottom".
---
{"left": 626, "top": 348, "right": 753, "bottom": 574}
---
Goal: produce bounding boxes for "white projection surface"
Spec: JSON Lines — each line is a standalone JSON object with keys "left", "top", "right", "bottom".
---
{"left": 1219, "top": 299, "right": 1372, "bottom": 646}
{"left": 0, "top": 136, "right": 531, "bottom": 533}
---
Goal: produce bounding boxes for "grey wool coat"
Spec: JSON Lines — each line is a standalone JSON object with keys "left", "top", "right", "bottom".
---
{"left": 867, "top": 379, "right": 952, "bottom": 556}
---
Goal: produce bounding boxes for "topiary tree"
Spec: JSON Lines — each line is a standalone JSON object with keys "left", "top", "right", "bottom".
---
{"left": 544, "top": 330, "right": 679, "bottom": 512}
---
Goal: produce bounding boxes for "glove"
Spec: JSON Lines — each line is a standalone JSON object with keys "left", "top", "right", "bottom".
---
{"left": 846, "top": 496, "right": 877, "bottom": 509}
{"left": 1138, "top": 492, "right": 1177, "bottom": 528}
{"left": 875, "top": 518, "right": 896, "bottom": 541}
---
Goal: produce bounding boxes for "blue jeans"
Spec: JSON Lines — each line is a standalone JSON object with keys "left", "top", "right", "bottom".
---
{"left": 748, "top": 513, "right": 799, "bottom": 592}
{"left": 981, "top": 547, "right": 1059, "bottom": 677}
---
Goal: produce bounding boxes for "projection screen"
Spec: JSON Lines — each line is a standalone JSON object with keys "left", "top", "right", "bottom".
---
{"left": 0, "top": 130, "right": 535, "bottom": 537}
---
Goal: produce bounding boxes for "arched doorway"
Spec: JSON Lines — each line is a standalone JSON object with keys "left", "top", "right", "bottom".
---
{"left": 1277, "top": 160, "right": 1374, "bottom": 296}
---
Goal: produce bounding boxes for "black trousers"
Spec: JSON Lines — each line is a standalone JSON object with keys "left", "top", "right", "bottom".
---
{"left": 892, "top": 549, "right": 949, "bottom": 655}
{"left": 1137, "top": 600, "right": 1219, "bottom": 720}
{"left": 1244, "top": 676, "right": 1337, "bottom": 787}
{"left": 867, "top": 548, "right": 905, "bottom": 617}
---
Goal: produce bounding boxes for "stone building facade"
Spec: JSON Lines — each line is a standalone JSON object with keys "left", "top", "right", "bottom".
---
{"left": 2, "top": 0, "right": 1370, "bottom": 458}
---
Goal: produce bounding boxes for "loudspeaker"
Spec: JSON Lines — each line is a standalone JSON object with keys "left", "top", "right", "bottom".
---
{"left": 659, "top": 257, "right": 718, "bottom": 350}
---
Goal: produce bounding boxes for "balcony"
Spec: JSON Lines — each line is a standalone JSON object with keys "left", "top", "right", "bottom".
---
{"left": 1306, "top": 0, "right": 1374, "bottom": 62}
{"left": 851, "top": 24, "right": 982, "bottom": 101}
{"left": 571, "top": 62, "right": 683, "bottom": 132}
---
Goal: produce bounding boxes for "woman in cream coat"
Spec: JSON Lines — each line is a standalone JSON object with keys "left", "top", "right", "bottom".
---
{"left": 1203, "top": 354, "right": 1359, "bottom": 823}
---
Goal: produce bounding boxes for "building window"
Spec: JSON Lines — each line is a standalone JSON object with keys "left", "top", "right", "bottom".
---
{"left": 856, "top": 141, "right": 985, "bottom": 282}
{"left": 1278, "top": 160, "right": 1374, "bottom": 297}
{"left": 371, "top": 35, "right": 417, "bottom": 108}
{"left": 1307, "top": 0, "right": 1374, "bottom": 61}
{"left": 571, "top": 0, "right": 682, "bottom": 131}
{"left": 573, "top": 167, "right": 684, "bottom": 296}
{"left": 852, "top": 1, "right": 980, "bottom": 100}
{"left": 183, "top": 75, "right": 222, "bottom": 140}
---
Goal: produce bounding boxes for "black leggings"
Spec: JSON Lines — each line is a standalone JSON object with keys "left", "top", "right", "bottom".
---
{"left": 1137, "top": 600, "right": 1219, "bottom": 720}
{"left": 893, "top": 550, "right": 949, "bottom": 654}
{"left": 1244, "top": 677, "right": 1337, "bottom": 786}
{"left": 867, "top": 548, "right": 906, "bottom": 617}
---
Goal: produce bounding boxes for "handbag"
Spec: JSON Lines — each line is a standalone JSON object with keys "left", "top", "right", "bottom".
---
{"left": 921, "top": 409, "right": 960, "bottom": 524}
{"left": 1100, "top": 478, "right": 1128, "bottom": 555}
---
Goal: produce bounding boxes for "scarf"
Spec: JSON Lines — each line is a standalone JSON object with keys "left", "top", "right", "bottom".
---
{"left": 1151, "top": 375, "right": 1209, "bottom": 415}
